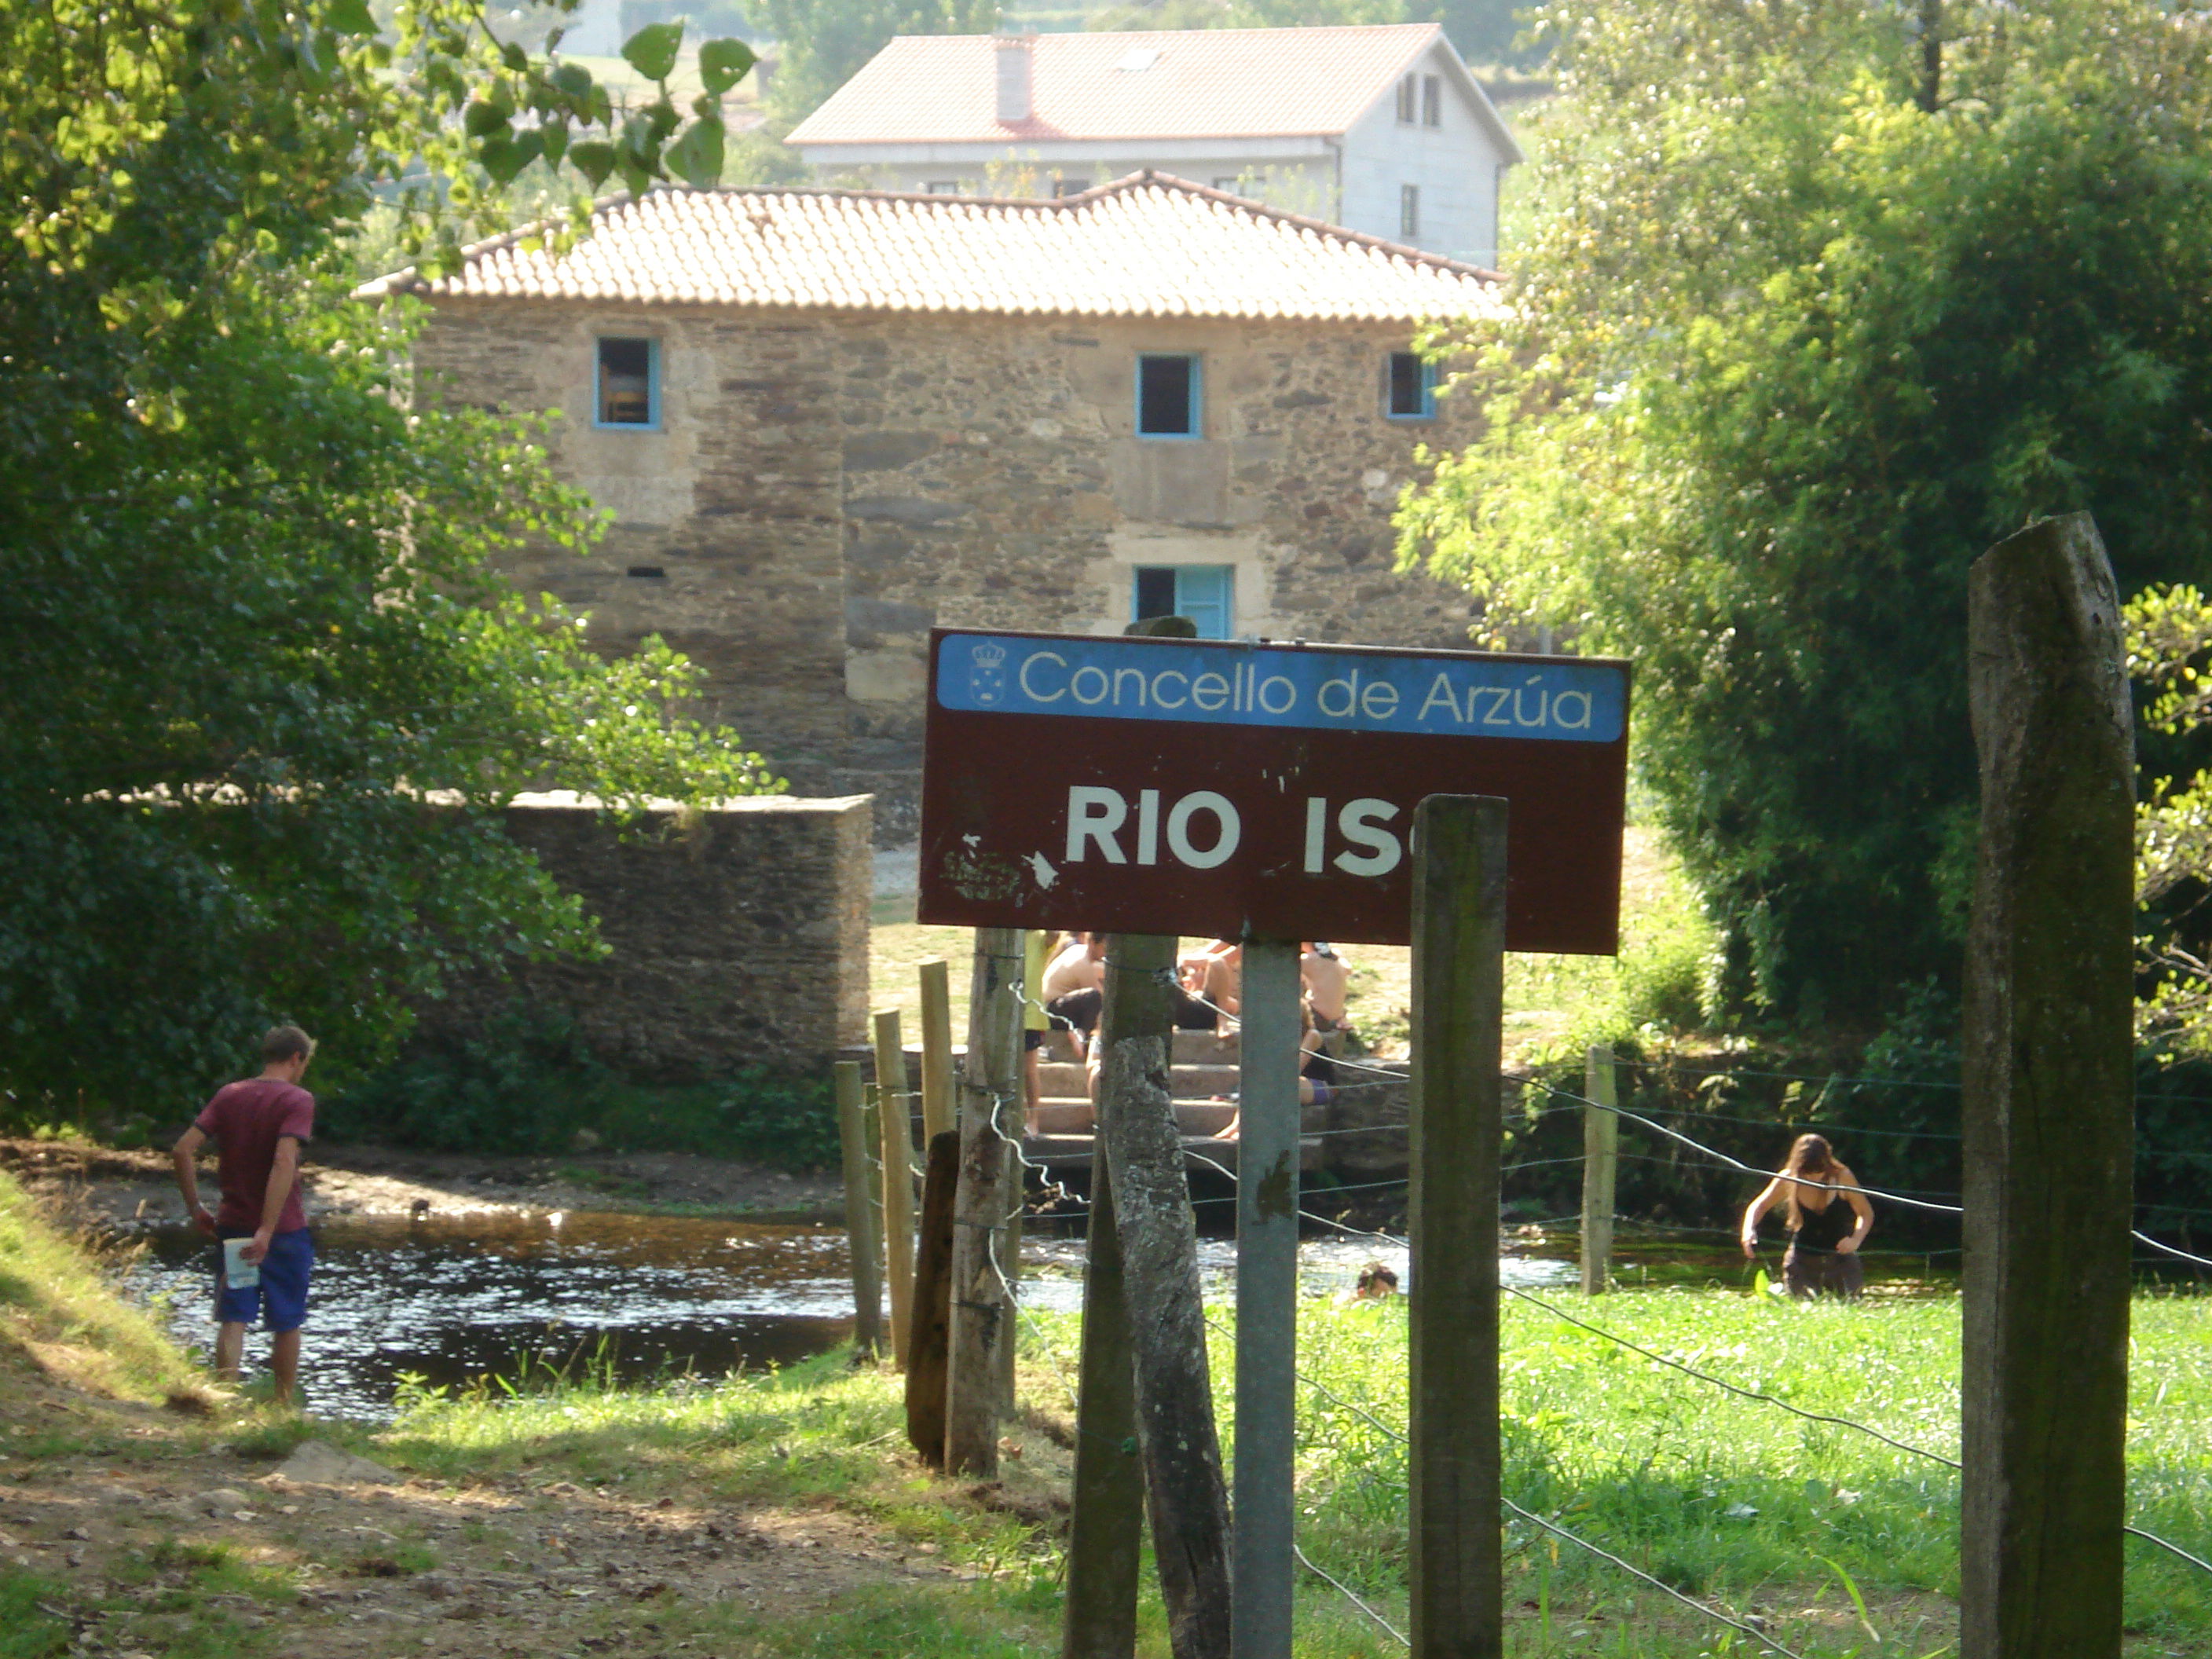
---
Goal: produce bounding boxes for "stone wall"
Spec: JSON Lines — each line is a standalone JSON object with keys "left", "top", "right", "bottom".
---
{"left": 413, "top": 301, "right": 1489, "bottom": 841}
{"left": 412, "top": 792, "right": 873, "bottom": 1079}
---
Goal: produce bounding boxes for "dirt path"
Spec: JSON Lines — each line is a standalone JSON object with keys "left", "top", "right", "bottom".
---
{"left": 0, "top": 1368, "right": 991, "bottom": 1659}
{"left": 0, "top": 1138, "right": 844, "bottom": 1229}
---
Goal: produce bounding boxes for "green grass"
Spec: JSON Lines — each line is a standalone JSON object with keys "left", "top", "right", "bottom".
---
{"left": 350, "top": 1283, "right": 2210, "bottom": 1655}
{"left": 1022, "top": 1286, "right": 2212, "bottom": 1655}
{"left": 0, "top": 1169, "right": 200, "bottom": 1403}
{"left": 375, "top": 1347, "right": 1050, "bottom": 1570}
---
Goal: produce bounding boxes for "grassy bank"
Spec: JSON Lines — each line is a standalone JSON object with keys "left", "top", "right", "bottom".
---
{"left": 0, "top": 1169, "right": 197, "bottom": 1405}
{"left": 360, "top": 1283, "right": 2209, "bottom": 1656}
{"left": 3, "top": 1181, "right": 2207, "bottom": 1655}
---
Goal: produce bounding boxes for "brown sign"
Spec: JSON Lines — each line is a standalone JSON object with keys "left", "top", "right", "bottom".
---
{"left": 917, "top": 629, "right": 1630, "bottom": 952}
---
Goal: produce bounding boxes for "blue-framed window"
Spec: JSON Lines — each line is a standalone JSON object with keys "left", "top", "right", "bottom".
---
{"left": 1136, "top": 353, "right": 1201, "bottom": 438}
{"left": 1386, "top": 351, "right": 1436, "bottom": 420}
{"left": 1132, "top": 565, "right": 1234, "bottom": 639}
{"left": 595, "top": 336, "right": 659, "bottom": 428}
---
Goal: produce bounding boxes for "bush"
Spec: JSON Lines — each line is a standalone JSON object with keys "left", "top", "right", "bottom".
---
{"left": 319, "top": 1001, "right": 840, "bottom": 1168}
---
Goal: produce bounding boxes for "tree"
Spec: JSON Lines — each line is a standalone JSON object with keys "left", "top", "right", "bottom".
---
{"left": 2127, "top": 586, "right": 2212, "bottom": 1057}
{"left": 752, "top": 0, "right": 997, "bottom": 126}
{"left": 0, "top": 0, "right": 779, "bottom": 1115}
{"left": 1399, "top": 0, "right": 2212, "bottom": 1023}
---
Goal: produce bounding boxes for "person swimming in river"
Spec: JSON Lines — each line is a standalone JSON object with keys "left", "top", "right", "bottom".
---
{"left": 1738, "top": 1133, "right": 1874, "bottom": 1300}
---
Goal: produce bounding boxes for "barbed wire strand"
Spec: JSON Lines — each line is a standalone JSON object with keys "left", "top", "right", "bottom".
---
{"left": 1503, "top": 1497, "right": 1809, "bottom": 1659}
{"left": 1285, "top": 1349, "right": 1806, "bottom": 1657}
{"left": 1525, "top": 1078, "right": 1967, "bottom": 1215}
{"left": 1294, "top": 1544, "right": 1410, "bottom": 1647}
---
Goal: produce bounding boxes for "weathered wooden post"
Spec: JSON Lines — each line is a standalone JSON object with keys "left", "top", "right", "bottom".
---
{"left": 1580, "top": 1044, "right": 1618, "bottom": 1295}
{"left": 832, "top": 1059, "right": 884, "bottom": 1361}
{"left": 947, "top": 926, "right": 1024, "bottom": 1476}
{"left": 873, "top": 1009, "right": 917, "bottom": 1368}
{"left": 1961, "top": 512, "right": 2135, "bottom": 1659}
{"left": 1060, "top": 1115, "right": 1142, "bottom": 1659}
{"left": 906, "top": 1129, "right": 961, "bottom": 1465}
{"left": 1408, "top": 796, "right": 1507, "bottom": 1659}
{"left": 1095, "top": 932, "right": 1232, "bottom": 1659}
{"left": 919, "top": 959, "right": 958, "bottom": 1144}
{"left": 1233, "top": 937, "right": 1302, "bottom": 1659}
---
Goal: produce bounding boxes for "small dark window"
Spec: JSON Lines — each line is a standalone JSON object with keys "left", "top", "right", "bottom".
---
{"left": 1387, "top": 352, "right": 1435, "bottom": 419}
{"left": 626, "top": 565, "right": 667, "bottom": 579}
{"left": 1133, "top": 566, "right": 1178, "bottom": 620}
{"left": 1133, "top": 566, "right": 1233, "bottom": 637}
{"left": 1399, "top": 184, "right": 1420, "bottom": 240}
{"left": 597, "top": 337, "right": 655, "bottom": 427}
{"left": 1394, "top": 74, "right": 1416, "bottom": 123}
{"left": 1053, "top": 177, "right": 1089, "bottom": 198}
{"left": 1137, "top": 354, "right": 1199, "bottom": 438}
{"left": 925, "top": 180, "right": 961, "bottom": 193}
{"left": 1421, "top": 75, "right": 1441, "bottom": 126}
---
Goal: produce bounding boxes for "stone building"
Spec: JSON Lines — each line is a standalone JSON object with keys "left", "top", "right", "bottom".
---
{"left": 785, "top": 24, "right": 1524, "bottom": 268}
{"left": 364, "top": 174, "right": 1499, "bottom": 838}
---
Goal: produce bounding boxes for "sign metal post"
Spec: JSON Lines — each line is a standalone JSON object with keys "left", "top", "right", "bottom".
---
{"left": 1232, "top": 939, "right": 1302, "bottom": 1659}
{"left": 917, "top": 628, "right": 1630, "bottom": 1656}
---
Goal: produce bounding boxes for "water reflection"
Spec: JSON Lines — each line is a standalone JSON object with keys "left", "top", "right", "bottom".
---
{"left": 125, "top": 1212, "right": 1577, "bottom": 1422}
{"left": 128, "top": 1211, "right": 862, "bottom": 1423}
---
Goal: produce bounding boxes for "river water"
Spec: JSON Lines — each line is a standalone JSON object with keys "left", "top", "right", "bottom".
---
{"left": 124, "top": 1211, "right": 1575, "bottom": 1421}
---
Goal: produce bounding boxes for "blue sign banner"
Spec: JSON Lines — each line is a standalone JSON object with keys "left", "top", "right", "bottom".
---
{"left": 934, "top": 632, "right": 1626, "bottom": 745}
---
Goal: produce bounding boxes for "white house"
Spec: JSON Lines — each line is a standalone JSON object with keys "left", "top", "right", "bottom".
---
{"left": 783, "top": 23, "right": 1523, "bottom": 268}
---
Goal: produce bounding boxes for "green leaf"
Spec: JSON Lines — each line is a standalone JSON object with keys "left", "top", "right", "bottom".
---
{"left": 568, "top": 141, "right": 617, "bottom": 189}
{"left": 324, "top": 0, "right": 376, "bottom": 35}
{"left": 538, "top": 119, "right": 569, "bottom": 165}
{"left": 552, "top": 61, "right": 594, "bottom": 98}
{"left": 619, "top": 160, "right": 655, "bottom": 198}
{"left": 697, "top": 38, "right": 756, "bottom": 97}
{"left": 500, "top": 41, "right": 529, "bottom": 72}
{"left": 463, "top": 98, "right": 513, "bottom": 137}
{"left": 478, "top": 129, "right": 543, "bottom": 186}
{"left": 663, "top": 117, "right": 723, "bottom": 189}
{"left": 621, "top": 21, "right": 683, "bottom": 83}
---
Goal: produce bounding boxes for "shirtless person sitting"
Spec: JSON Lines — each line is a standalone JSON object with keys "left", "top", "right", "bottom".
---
{"left": 1301, "top": 941, "right": 1352, "bottom": 1042}
{"left": 1042, "top": 932, "right": 1107, "bottom": 1057}
{"left": 1179, "top": 939, "right": 1242, "bottom": 1034}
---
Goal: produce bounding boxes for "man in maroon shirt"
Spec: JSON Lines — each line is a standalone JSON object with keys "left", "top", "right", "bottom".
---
{"left": 172, "top": 1026, "right": 317, "bottom": 1407}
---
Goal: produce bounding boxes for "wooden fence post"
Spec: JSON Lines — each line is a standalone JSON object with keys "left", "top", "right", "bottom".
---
{"left": 947, "top": 926, "right": 1024, "bottom": 1476}
{"left": 1408, "top": 796, "right": 1507, "bottom": 1659}
{"left": 873, "top": 1009, "right": 917, "bottom": 1368}
{"left": 1060, "top": 1136, "right": 1142, "bottom": 1659}
{"left": 1580, "top": 1044, "right": 1618, "bottom": 1296}
{"left": 906, "top": 1129, "right": 961, "bottom": 1465}
{"left": 919, "top": 958, "right": 958, "bottom": 1145}
{"left": 1095, "top": 932, "right": 1232, "bottom": 1659}
{"left": 832, "top": 1059, "right": 884, "bottom": 1361}
{"left": 1961, "top": 512, "right": 2135, "bottom": 1659}
{"left": 1233, "top": 938, "right": 1302, "bottom": 1659}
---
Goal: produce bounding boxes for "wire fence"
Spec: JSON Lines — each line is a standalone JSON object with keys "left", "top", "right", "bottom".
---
{"left": 932, "top": 964, "right": 2212, "bottom": 1647}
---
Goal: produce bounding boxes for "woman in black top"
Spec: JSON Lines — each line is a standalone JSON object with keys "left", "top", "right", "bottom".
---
{"left": 1739, "top": 1133, "right": 1874, "bottom": 1299}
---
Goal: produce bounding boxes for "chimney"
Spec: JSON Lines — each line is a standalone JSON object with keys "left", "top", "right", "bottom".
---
{"left": 994, "top": 35, "right": 1033, "bottom": 125}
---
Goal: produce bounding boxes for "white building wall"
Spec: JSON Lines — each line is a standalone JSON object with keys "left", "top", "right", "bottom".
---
{"left": 805, "top": 145, "right": 1339, "bottom": 219}
{"left": 797, "top": 42, "right": 1515, "bottom": 264}
{"left": 1335, "top": 44, "right": 1507, "bottom": 266}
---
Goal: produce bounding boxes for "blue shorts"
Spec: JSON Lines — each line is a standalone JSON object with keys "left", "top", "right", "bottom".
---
{"left": 215, "top": 1228, "right": 314, "bottom": 1333}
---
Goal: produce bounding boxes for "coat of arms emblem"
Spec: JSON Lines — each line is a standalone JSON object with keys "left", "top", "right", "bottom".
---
{"left": 969, "top": 640, "right": 1007, "bottom": 705}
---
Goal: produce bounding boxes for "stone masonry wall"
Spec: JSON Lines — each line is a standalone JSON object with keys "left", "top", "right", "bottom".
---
{"left": 412, "top": 793, "right": 873, "bottom": 1079}
{"left": 412, "top": 300, "right": 1488, "bottom": 839}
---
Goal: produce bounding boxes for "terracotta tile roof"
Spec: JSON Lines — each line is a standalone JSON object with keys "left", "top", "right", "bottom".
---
{"left": 358, "top": 174, "right": 1501, "bottom": 322}
{"left": 787, "top": 24, "right": 1447, "bottom": 146}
